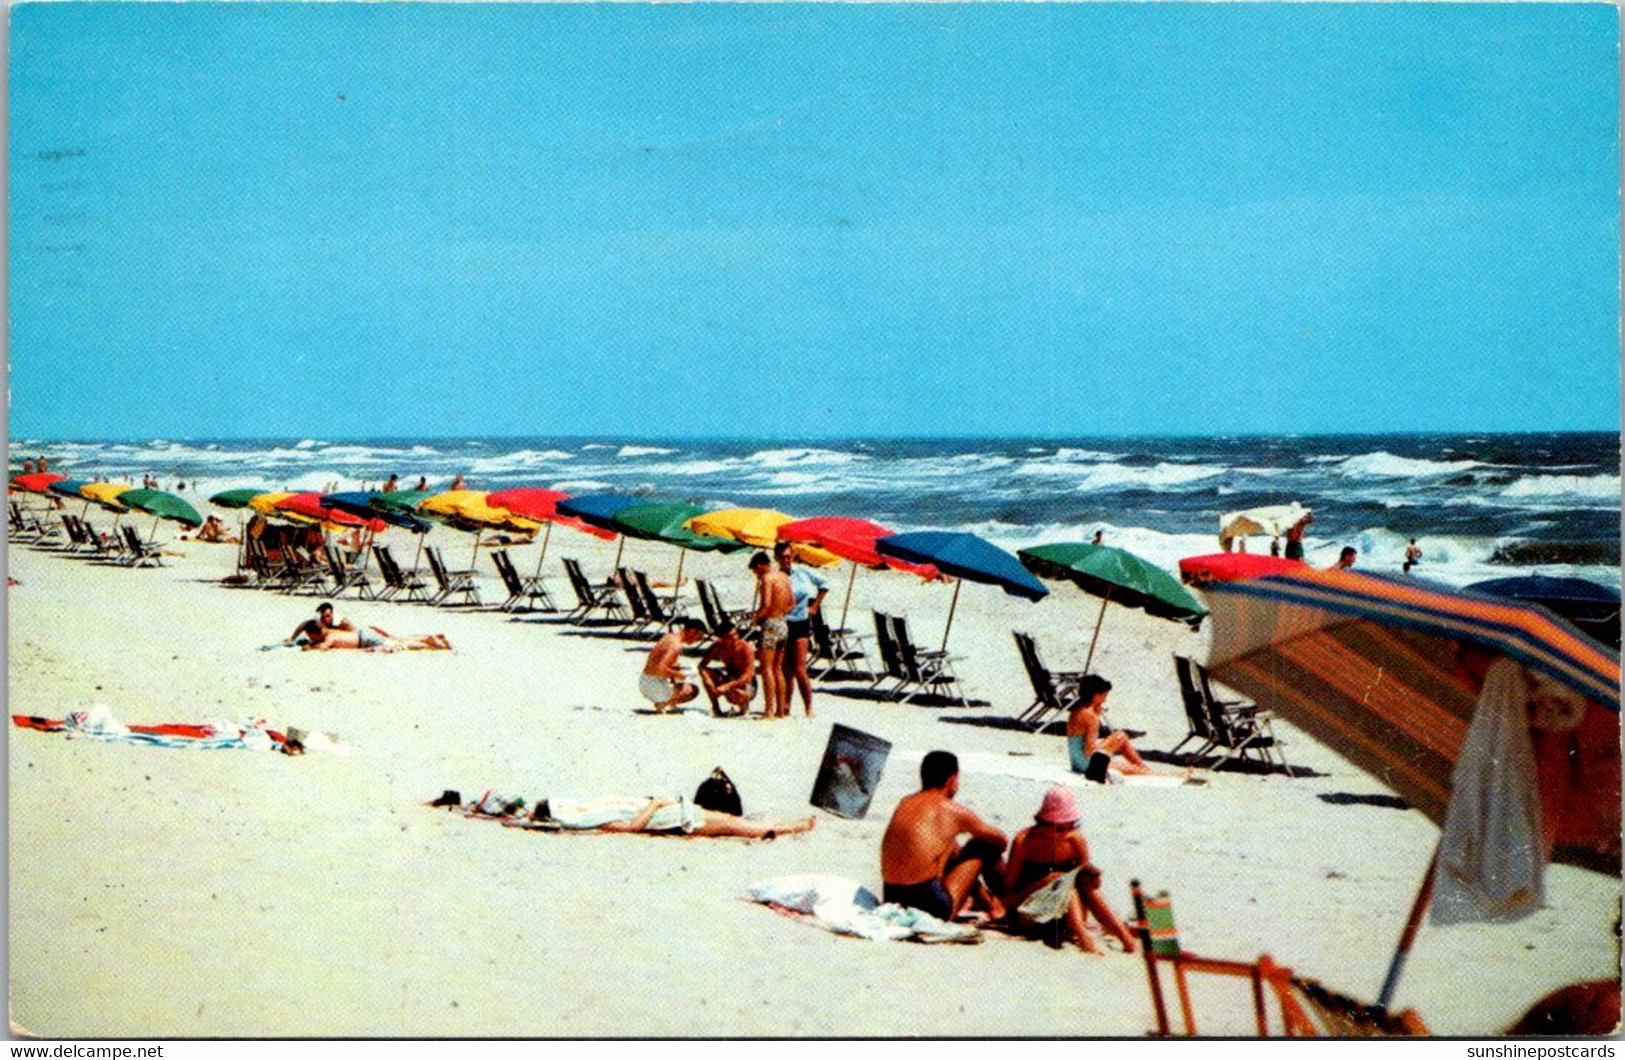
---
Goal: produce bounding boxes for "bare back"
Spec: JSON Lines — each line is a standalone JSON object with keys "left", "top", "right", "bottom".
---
{"left": 703, "top": 637, "right": 755, "bottom": 681}
{"left": 881, "top": 789, "right": 985, "bottom": 885}
{"left": 644, "top": 631, "right": 684, "bottom": 677}
{"left": 757, "top": 571, "right": 793, "bottom": 621}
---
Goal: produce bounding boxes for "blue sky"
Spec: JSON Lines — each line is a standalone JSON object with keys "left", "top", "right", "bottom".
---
{"left": 9, "top": 3, "right": 1619, "bottom": 439}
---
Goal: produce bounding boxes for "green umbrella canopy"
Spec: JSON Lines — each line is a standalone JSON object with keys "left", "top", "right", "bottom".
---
{"left": 209, "top": 488, "right": 272, "bottom": 510}
{"left": 373, "top": 490, "right": 435, "bottom": 515}
{"left": 1018, "top": 542, "right": 1206, "bottom": 624}
{"left": 614, "top": 502, "right": 746, "bottom": 552}
{"left": 117, "top": 488, "right": 204, "bottom": 528}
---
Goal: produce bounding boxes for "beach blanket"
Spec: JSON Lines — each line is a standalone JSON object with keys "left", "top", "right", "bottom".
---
{"left": 896, "top": 750, "right": 1196, "bottom": 790}
{"left": 11, "top": 705, "right": 343, "bottom": 754}
{"left": 744, "top": 874, "right": 980, "bottom": 943}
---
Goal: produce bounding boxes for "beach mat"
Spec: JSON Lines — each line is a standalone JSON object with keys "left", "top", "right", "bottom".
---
{"left": 810, "top": 724, "right": 892, "bottom": 819}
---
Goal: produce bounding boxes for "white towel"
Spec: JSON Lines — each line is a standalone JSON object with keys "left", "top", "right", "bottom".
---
{"left": 1431, "top": 658, "right": 1545, "bottom": 926}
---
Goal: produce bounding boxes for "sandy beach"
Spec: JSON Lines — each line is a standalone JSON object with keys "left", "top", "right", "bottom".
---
{"left": 6, "top": 520, "right": 1617, "bottom": 1039}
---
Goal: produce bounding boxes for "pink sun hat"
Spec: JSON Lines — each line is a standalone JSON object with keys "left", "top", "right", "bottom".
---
{"left": 1035, "top": 787, "right": 1081, "bottom": 826}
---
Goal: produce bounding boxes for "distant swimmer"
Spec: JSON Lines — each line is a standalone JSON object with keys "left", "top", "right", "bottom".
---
{"left": 1091, "top": 530, "right": 1104, "bottom": 546}
{"left": 1403, "top": 538, "right": 1423, "bottom": 574}
{"left": 1332, "top": 546, "right": 1358, "bottom": 571}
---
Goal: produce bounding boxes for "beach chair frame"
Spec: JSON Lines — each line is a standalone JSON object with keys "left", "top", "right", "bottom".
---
{"left": 323, "top": 542, "right": 376, "bottom": 599}
{"left": 890, "top": 614, "right": 967, "bottom": 706}
{"left": 1014, "top": 631, "right": 1086, "bottom": 727}
{"left": 425, "top": 546, "right": 481, "bottom": 607}
{"left": 634, "top": 569, "right": 685, "bottom": 632}
{"left": 562, "top": 558, "right": 627, "bottom": 624}
{"left": 490, "top": 549, "right": 556, "bottom": 613}
{"left": 374, "top": 545, "right": 431, "bottom": 603}
{"left": 808, "top": 609, "right": 869, "bottom": 679}
{"left": 1197, "top": 663, "right": 1287, "bottom": 772}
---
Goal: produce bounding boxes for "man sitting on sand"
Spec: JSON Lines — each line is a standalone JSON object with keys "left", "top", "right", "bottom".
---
{"left": 1066, "top": 674, "right": 1153, "bottom": 777}
{"left": 880, "top": 750, "right": 1008, "bottom": 922}
{"left": 699, "top": 620, "right": 757, "bottom": 716}
{"left": 639, "top": 618, "right": 707, "bottom": 713}
{"left": 750, "top": 551, "right": 794, "bottom": 718}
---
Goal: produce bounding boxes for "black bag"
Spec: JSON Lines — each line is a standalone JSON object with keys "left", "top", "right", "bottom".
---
{"left": 694, "top": 767, "right": 742, "bottom": 816}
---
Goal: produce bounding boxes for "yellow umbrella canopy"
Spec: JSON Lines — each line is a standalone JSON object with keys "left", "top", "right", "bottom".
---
{"left": 685, "top": 508, "right": 840, "bottom": 567}
{"left": 417, "top": 490, "right": 541, "bottom": 535}
{"left": 79, "top": 482, "right": 135, "bottom": 512}
{"left": 245, "top": 491, "right": 346, "bottom": 533}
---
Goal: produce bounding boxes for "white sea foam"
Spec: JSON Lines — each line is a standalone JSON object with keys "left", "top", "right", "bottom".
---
{"left": 744, "top": 448, "right": 866, "bottom": 468}
{"left": 1333, "top": 451, "right": 1483, "bottom": 478}
{"left": 466, "top": 449, "right": 577, "bottom": 473}
{"left": 294, "top": 439, "right": 324, "bottom": 450}
{"left": 618, "top": 446, "right": 677, "bottom": 457}
{"left": 1500, "top": 473, "right": 1621, "bottom": 502}
{"left": 1016, "top": 461, "right": 1226, "bottom": 491}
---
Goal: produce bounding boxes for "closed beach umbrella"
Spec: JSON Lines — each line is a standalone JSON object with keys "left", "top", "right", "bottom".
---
{"left": 487, "top": 487, "right": 616, "bottom": 578}
{"left": 118, "top": 488, "right": 203, "bottom": 542}
{"left": 1020, "top": 542, "right": 1207, "bottom": 674}
{"left": 1178, "top": 552, "right": 1309, "bottom": 585}
{"left": 876, "top": 530, "right": 1049, "bottom": 651}
{"left": 778, "top": 516, "right": 940, "bottom": 627}
{"left": 1467, "top": 575, "right": 1621, "bottom": 651}
{"left": 685, "top": 508, "right": 840, "bottom": 567}
{"left": 1203, "top": 568, "right": 1620, "bottom": 1006}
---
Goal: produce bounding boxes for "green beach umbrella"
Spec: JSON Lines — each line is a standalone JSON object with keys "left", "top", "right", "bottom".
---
{"left": 613, "top": 502, "right": 745, "bottom": 589}
{"left": 209, "top": 488, "right": 271, "bottom": 510}
{"left": 1018, "top": 542, "right": 1207, "bottom": 674}
{"left": 118, "top": 488, "right": 203, "bottom": 543}
{"left": 373, "top": 490, "right": 437, "bottom": 572}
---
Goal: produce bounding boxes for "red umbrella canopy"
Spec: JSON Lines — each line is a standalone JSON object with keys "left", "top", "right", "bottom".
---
{"left": 278, "top": 492, "right": 385, "bottom": 532}
{"left": 11, "top": 472, "right": 67, "bottom": 494}
{"left": 486, "top": 488, "right": 615, "bottom": 540}
{"left": 1179, "top": 552, "right": 1308, "bottom": 585}
{"left": 777, "top": 516, "right": 938, "bottom": 578}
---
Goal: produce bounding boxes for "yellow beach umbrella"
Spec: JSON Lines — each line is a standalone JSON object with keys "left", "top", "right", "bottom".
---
{"left": 685, "top": 508, "right": 840, "bottom": 567}
{"left": 79, "top": 482, "right": 135, "bottom": 513}
{"left": 417, "top": 490, "right": 541, "bottom": 566}
{"left": 248, "top": 491, "right": 298, "bottom": 517}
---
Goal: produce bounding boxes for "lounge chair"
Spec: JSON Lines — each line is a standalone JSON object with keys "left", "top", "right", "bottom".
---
{"left": 425, "top": 546, "right": 481, "bottom": 606}
{"left": 869, "top": 611, "right": 909, "bottom": 697}
{"left": 890, "top": 614, "right": 967, "bottom": 706}
{"left": 324, "top": 543, "right": 375, "bottom": 599}
{"left": 561, "top": 557, "right": 626, "bottom": 624}
{"left": 695, "top": 579, "right": 752, "bottom": 633}
{"left": 1130, "top": 880, "right": 1426, "bottom": 1037}
{"left": 491, "top": 549, "right": 556, "bottom": 612}
{"left": 1196, "top": 661, "right": 1287, "bottom": 772}
{"left": 615, "top": 566, "right": 654, "bottom": 634}
{"left": 121, "top": 526, "right": 163, "bottom": 568}
{"left": 808, "top": 609, "right": 869, "bottom": 679}
{"left": 81, "top": 519, "right": 119, "bottom": 559}
{"left": 374, "top": 545, "right": 431, "bottom": 603}
{"left": 1170, "top": 655, "right": 1221, "bottom": 759}
{"left": 635, "top": 570, "right": 685, "bottom": 632}
{"left": 1014, "top": 631, "right": 1086, "bottom": 727}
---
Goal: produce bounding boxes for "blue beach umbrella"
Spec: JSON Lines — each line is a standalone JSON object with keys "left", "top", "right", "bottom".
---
{"left": 556, "top": 494, "right": 644, "bottom": 567}
{"left": 876, "top": 530, "right": 1050, "bottom": 650}
{"left": 324, "top": 491, "right": 431, "bottom": 534}
{"left": 1467, "top": 574, "right": 1621, "bottom": 650}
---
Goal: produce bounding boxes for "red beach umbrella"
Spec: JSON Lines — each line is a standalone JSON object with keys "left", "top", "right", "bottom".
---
{"left": 10, "top": 472, "right": 67, "bottom": 495}
{"left": 486, "top": 487, "right": 617, "bottom": 579}
{"left": 277, "top": 492, "right": 385, "bottom": 533}
{"left": 778, "top": 516, "right": 940, "bottom": 627}
{"left": 1178, "top": 552, "right": 1307, "bottom": 585}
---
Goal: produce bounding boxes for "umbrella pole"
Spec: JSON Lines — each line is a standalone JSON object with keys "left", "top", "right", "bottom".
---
{"left": 839, "top": 563, "right": 858, "bottom": 629}
{"left": 532, "top": 521, "right": 554, "bottom": 580}
{"left": 1377, "top": 844, "right": 1440, "bottom": 1012}
{"left": 471, "top": 529, "right": 481, "bottom": 570}
{"left": 1082, "top": 588, "right": 1113, "bottom": 675}
{"left": 410, "top": 531, "right": 425, "bottom": 575}
{"left": 612, "top": 535, "right": 625, "bottom": 571}
{"left": 940, "top": 580, "right": 962, "bottom": 653}
{"left": 148, "top": 514, "right": 160, "bottom": 545}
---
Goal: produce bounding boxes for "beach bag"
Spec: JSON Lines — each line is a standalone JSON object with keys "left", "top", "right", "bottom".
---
{"left": 694, "top": 767, "right": 742, "bottom": 816}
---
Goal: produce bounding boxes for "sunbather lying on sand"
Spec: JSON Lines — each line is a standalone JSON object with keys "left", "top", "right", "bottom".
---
{"left": 1067, "top": 674, "right": 1154, "bottom": 777}
{"left": 1000, "top": 788, "right": 1136, "bottom": 954}
{"left": 445, "top": 792, "right": 814, "bottom": 839}
{"left": 305, "top": 627, "right": 451, "bottom": 652}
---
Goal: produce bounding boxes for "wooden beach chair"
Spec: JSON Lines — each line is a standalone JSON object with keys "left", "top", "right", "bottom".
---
{"left": 1130, "top": 880, "right": 1315, "bottom": 1038}
{"left": 426, "top": 546, "right": 481, "bottom": 607}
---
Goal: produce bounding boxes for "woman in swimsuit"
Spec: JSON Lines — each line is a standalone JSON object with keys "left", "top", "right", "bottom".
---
{"left": 1001, "top": 788, "right": 1136, "bottom": 954}
{"left": 551, "top": 796, "right": 816, "bottom": 839}
{"left": 1067, "top": 674, "right": 1152, "bottom": 777}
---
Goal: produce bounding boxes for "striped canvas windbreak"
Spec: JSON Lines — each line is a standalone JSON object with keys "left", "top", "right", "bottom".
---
{"left": 1204, "top": 569, "right": 1620, "bottom": 843}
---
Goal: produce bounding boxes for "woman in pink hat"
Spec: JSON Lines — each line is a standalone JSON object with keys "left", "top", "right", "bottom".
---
{"left": 1001, "top": 787, "right": 1136, "bottom": 954}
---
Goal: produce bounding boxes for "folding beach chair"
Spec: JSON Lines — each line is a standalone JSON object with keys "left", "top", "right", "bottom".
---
{"left": 561, "top": 558, "right": 625, "bottom": 623}
{"left": 1196, "top": 661, "right": 1287, "bottom": 772}
{"left": 635, "top": 570, "right": 685, "bottom": 632}
{"left": 869, "top": 612, "right": 910, "bottom": 697}
{"left": 1015, "top": 631, "right": 1086, "bottom": 727}
{"left": 426, "top": 546, "right": 481, "bottom": 607}
{"left": 121, "top": 525, "right": 163, "bottom": 568}
{"left": 374, "top": 545, "right": 431, "bottom": 603}
{"left": 324, "top": 543, "right": 375, "bottom": 600}
{"left": 491, "top": 549, "right": 556, "bottom": 612}
{"left": 81, "top": 519, "right": 118, "bottom": 559}
{"left": 1170, "top": 655, "right": 1220, "bottom": 758}
{"left": 891, "top": 614, "right": 966, "bottom": 706}
{"left": 808, "top": 609, "right": 869, "bottom": 679}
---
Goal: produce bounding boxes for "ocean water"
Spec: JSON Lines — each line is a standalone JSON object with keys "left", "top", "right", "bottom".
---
{"left": 14, "top": 432, "right": 1620, "bottom": 589}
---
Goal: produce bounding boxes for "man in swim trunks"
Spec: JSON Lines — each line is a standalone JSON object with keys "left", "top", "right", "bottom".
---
{"left": 304, "top": 624, "right": 452, "bottom": 651}
{"left": 750, "top": 551, "right": 794, "bottom": 718}
{"left": 880, "top": 750, "right": 1008, "bottom": 922}
{"left": 775, "top": 541, "right": 828, "bottom": 718}
{"left": 1284, "top": 513, "right": 1312, "bottom": 561}
{"left": 287, "top": 602, "right": 352, "bottom": 647}
{"left": 639, "top": 618, "right": 707, "bottom": 713}
{"left": 699, "top": 621, "right": 757, "bottom": 716}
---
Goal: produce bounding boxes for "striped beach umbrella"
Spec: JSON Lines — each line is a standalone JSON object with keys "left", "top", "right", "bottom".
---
{"left": 1203, "top": 568, "right": 1620, "bottom": 1003}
